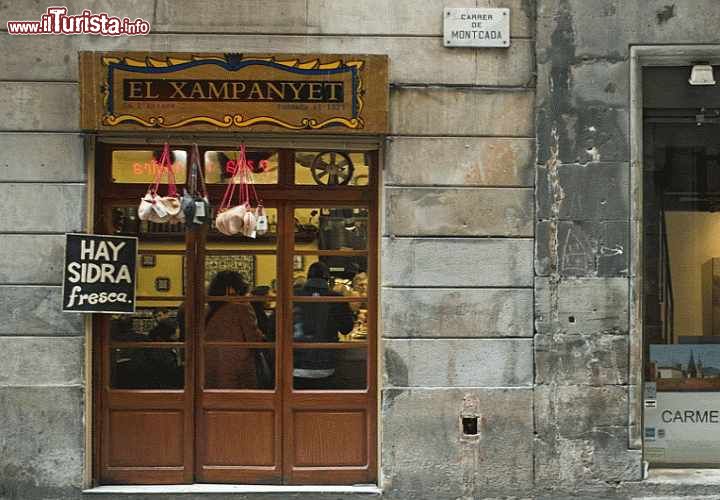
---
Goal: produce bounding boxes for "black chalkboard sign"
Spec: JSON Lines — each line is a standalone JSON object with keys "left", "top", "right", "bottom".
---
{"left": 62, "top": 233, "right": 138, "bottom": 314}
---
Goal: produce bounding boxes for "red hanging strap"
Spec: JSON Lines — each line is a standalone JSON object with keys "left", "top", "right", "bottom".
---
{"left": 239, "top": 144, "right": 261, "bottom": 207}
{"left": 241, "top": 150, "right": 250, "bottom": 206}
{"left": 163, "top": 144, "right": 178, "bottom": 198}
{"left": 219, "top": 178, "right": 236, "bottom": 211}
{"left": 149, "top": 144, "right": 169, "bottom": 195}
{"left": 217, "top": 144, "right": 263, "bottom": 210}
{"left": 149, "top": 143, "right": 178, "bottom": 197}
{"left": 239, "top": 159, "right": 248, "bottom": 205}
{"left": 222, "top": 172, "right": 239, "bottom": 210}
{"left": 219, "top": 146, "right": 244, "bottom": 210}
{"left": 247, "top": 165, "right": 261, "bottom": 206}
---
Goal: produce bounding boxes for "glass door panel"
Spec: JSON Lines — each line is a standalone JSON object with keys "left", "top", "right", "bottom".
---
{"left": 99, "top": 224, "right": 192, "bottom": 484}
{"left": 282, "top": 201, "right": 375, "bottom": 485}
{"left": 196, "top": 245, "right": 282, "bottom": 483}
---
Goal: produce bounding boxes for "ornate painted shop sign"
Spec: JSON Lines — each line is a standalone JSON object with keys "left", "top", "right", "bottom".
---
{"left": 79, "top": 52, "right": 389, "bottom": 133}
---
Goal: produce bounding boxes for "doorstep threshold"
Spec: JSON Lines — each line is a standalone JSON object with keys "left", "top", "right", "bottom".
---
{"left": 84, "top": 484, "right": 381, "bottom": 495}
{"left": 645, "top": 468, "right": 720, "bottom": 485}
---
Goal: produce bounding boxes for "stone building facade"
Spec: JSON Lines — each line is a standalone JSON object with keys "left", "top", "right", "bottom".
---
{"left": 3, "top": 1, "right": 720, "bottom": 499}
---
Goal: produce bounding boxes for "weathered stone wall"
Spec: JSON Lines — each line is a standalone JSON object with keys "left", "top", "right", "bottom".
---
{"left": 534, "top": 0, "right": 720, "bottom": 498}
{"left": 379, "top": 0, "right": 536, "bottom": 496}
{"left": 0, "top": 5, "right": 89, "bottom": 490}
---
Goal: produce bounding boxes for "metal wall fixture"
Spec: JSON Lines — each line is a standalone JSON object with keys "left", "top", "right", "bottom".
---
{"left": 689, "top": 63, "right": 716, "bottom": 85}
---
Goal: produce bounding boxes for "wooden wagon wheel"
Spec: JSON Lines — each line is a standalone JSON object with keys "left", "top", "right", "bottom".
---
{"left": 310, "top": 151, "right": 355, "bottom": 185}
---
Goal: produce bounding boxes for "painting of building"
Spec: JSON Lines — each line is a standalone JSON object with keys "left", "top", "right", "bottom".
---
{"left": 650, "top": 345, "right": 720, "bottom": 391}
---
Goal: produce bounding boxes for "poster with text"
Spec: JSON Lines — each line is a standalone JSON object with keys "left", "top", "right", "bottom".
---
{"left": 62, "top": 233, "right": 137, "bottom": 313}
{"left": 645, "top": 391, "right": 720, "bottom": 465}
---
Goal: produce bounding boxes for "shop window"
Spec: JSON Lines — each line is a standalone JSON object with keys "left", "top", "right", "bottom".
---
{"left": 294, "top": 151, "right": 370, "bottom": 186}
{"left": 94, "top": 144, "right": 377, "bottom": 485}
{"left": 204, "top": 150, "right": 279, "bottom": 185}
{"left": 111, "top": 149, "right": 187, "bottom": 184}
{"left": 643, "top": 70, "right": 720, "bottom": 466}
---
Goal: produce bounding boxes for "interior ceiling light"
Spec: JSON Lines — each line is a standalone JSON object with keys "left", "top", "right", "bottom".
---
{"left": 689, "top": 64, "right": 716, "bottom": 85}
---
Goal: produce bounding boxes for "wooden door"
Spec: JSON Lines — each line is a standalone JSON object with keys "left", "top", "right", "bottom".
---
{"left": 95, "top": 200, "right": 195, "bottom": 484}
{"left": 94, "top": 146, "right": 197, "bottom": 484}
{"left": 194, "top": 210, "right": 283, "bottom": 483}
{"left": 280, "top": 198, "right": 378, "bottom": 484}
{"left": 95, "top": 143, "right": 377, "bottom": 485}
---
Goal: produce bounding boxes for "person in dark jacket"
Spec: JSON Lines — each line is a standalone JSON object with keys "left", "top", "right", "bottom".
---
{"left": 293, "top": 261, "right": 354, "bottom": 389}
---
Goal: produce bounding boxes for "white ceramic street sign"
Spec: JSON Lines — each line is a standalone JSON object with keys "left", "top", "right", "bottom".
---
{"left": 443, "top": 8, "right": 510, "bottom": 48}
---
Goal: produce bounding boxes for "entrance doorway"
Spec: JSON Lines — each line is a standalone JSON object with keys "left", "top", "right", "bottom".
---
{"left": 642, "top": 66, "right": 720, "bottom": 466}
{"left": 92, "top": 141, "right": 378, "bottom": 484}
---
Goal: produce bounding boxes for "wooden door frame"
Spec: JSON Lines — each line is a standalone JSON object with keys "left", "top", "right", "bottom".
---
{"left": 90, "top": 137, "right": 381, "bottom": 486}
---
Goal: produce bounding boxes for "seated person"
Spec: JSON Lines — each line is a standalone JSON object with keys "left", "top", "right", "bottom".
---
{"left": 149, "top": 309, "right": 177, "bottom": 341}
{"left": 116, "top": 317, "right": 182, "bottom": 389}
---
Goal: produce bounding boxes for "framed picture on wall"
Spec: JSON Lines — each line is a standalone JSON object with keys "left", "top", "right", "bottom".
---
{"left": 141, "top": 254, "right": 156, "bottom": 267}
{"left": 293, "top": 255, "right": 304, "bottom": 271}
{"left": 155, "top": 277, "right": 171, "bottom": 292}
{"left": 203, "top": 254, "right": 255, "bottom": 290}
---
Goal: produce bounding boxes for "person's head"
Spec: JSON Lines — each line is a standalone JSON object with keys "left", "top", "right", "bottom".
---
{"left": 352, "top": 272, "right": 369, "bottom": 294}
{"left": 292, "top": 276, "right": 306, "bottom": 294}
{"left": 307, "top": 261, "right": 330, "bottom": 280}
{"left": 153, "top": 309, "right": 170, "bottom": 321}
{"left": 149, "top": 309, "right": 176, "bottom": 341}
{"left": 208, "top": 271, "right": 249, "bottom": 297}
